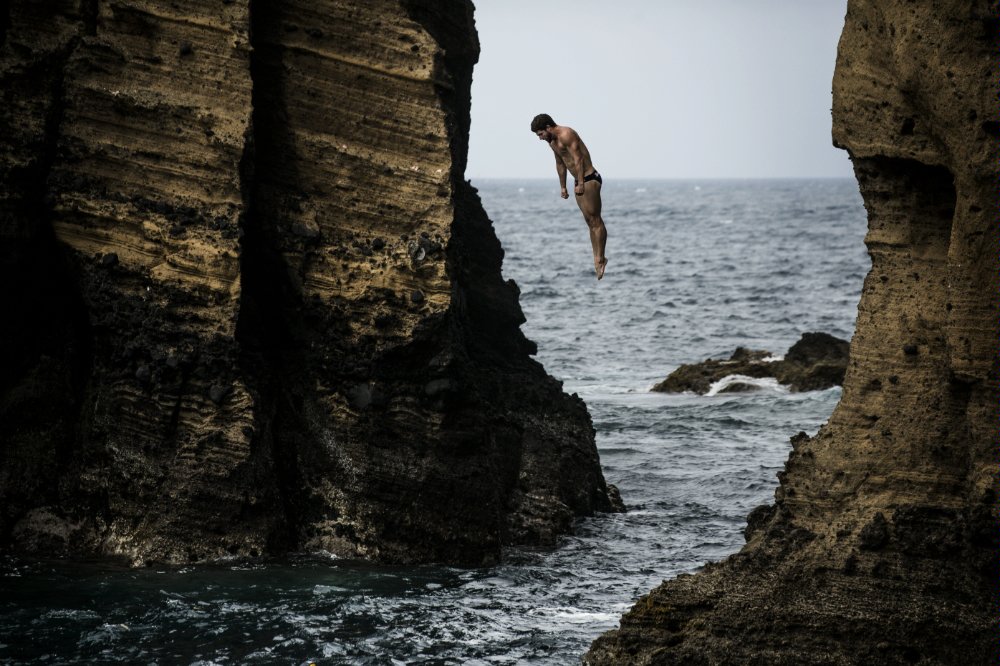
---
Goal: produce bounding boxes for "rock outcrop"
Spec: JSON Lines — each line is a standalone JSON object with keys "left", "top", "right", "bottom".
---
{"left": 588, "top": 2, "right": 998, "bottom": 664}
{"left": 652, "top": 332, "right": 850, "bottom": 394}
{"left": 0, "top": 0, "right": 619, "bottom": 566}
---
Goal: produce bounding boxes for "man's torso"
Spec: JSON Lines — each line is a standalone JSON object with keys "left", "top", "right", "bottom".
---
{"left": 549, "top": 126, "right": 594, "bottom": 176}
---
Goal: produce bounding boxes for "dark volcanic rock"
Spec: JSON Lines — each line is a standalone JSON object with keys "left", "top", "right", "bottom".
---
{"left": 651, "top": 346, "right": 773, "bottom": 394}
{"left": 589, "top": 1, "right": 998, "bottom": 663}
{"left": 0, "top": 0, "right": 619, "bottom": 567}
{"left": 652, "top": 332, "right": 849, "bottom": 394}
{"left": 778, "top": 332, "right": 850, "bottom": 391}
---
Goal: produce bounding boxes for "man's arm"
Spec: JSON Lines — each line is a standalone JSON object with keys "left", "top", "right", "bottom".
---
{"left": 565, "top": 133, "right": 587, "bottom": 195}
{"left": 555, "top": 152, "right": 569, "bottom": 199}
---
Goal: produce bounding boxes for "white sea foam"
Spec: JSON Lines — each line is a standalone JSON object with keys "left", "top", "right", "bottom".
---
{"left": 706, "top": 375, "right": 787, "bottom": 396}
{"left": 528, "top": 606, "right": 619, "bottom": 624}
{"left": 41, "top": 608, "right": 101, "bottom": 621}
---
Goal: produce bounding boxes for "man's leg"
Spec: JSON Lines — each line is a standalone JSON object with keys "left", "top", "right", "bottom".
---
{"left": 576, "top": 181, "right": 608, "bottom": 279}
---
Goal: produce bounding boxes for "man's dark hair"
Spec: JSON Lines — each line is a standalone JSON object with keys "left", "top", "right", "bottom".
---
{"left": 530, "top": 113, "right": 555, "bottom": 133}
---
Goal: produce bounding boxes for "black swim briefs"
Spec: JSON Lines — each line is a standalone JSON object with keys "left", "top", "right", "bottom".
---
{"left": 576, "top": 170, "right": 602, "bottom": 186}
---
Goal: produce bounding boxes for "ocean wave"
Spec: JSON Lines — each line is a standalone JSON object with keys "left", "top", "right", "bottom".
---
{"left": 706, "top": 375, "right": 788, "bottom": 396}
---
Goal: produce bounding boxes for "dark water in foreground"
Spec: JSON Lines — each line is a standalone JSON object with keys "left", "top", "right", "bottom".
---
{"left": 1, "top": 179, "right": 868, "bottom": 664}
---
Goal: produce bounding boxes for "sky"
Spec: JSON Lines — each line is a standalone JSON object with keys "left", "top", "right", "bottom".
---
{"left": 466, "top": 0, "right": 854, "bottom": 179}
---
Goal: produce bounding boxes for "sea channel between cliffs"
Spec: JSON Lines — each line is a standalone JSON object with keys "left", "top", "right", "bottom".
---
{"left": 2, "top": 0, "right": 996, "bottom": 663}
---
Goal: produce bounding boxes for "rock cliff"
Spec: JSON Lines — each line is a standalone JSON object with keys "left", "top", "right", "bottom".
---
{"left": 0, "top": 0, "right": 619, "bottom": 566}
{"left": 588, "top": 2, "right": 998, "bottom": 663}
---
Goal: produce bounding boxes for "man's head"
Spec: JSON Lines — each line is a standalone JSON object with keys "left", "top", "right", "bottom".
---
{"left": 531, "top": 113, "right": 556, "bottom": 141}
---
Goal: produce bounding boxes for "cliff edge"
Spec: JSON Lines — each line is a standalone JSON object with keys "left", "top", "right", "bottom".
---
{"left": 0, "top": 0, "right": 619, "bottom": 566}
{"left": 587, "top": 2, "right": 998, "bottom": 663}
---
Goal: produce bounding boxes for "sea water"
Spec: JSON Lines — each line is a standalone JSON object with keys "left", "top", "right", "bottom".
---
{"left": 0, "top": 179, "right": 868, "bottom": 665}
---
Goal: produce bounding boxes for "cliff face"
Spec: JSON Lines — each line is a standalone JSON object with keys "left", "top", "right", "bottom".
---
{"left": 588, "top": 2, "right": 998, "bottom": 664}
{"left": 0, "top": 0, "right": 618, "bottom": 566}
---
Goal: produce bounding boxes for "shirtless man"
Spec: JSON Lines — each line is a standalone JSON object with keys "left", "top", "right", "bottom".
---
{"left": 530, "top": 113, "right": 608, "bottom": 279}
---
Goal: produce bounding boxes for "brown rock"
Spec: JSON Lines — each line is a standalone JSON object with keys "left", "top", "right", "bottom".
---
{"left": 651, "top": 332, "right": 849, "bottom": 394}
{"left": 589, "top": 1, "right": 997, "bottom": 663}
{"left": 0, "top": 0, "right": 619, "bottom": 567}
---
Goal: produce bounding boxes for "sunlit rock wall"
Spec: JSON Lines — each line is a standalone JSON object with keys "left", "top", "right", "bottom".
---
{"left": 0, "top": 0, "right": 619, "bottom": 566}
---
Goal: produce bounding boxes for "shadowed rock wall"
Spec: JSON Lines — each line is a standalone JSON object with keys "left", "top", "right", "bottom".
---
{"left": 587, "top": 1, "right": 998, "bottom": 663}
{"left": 0, "top": 0, "right": 618, "bottom": 566}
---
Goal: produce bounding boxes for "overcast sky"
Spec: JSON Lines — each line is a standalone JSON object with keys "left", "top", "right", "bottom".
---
{"left": 466, "top": 1, "right": 853, "bottom": 180}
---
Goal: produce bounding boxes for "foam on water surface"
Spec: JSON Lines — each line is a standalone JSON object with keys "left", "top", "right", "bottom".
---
{"left": 706, "top": 374, "right": 788, "bottom": 396}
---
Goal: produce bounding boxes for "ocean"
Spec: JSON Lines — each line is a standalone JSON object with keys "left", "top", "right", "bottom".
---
{"left": 0, "top": 178, "right": 869, "bottom": 664}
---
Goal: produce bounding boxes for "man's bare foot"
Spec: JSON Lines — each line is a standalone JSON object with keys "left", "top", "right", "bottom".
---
{"left": 596, "top": 257, "right": 608, "bottom": 280}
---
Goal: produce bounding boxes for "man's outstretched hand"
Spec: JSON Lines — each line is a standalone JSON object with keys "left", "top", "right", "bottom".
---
{"left": 560, "top": 187, "right": 569, "bottom": 199}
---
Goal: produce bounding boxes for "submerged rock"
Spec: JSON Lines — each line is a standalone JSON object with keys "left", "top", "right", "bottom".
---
{"left": 652, "top": 332, "right": 849, "bottom": 394}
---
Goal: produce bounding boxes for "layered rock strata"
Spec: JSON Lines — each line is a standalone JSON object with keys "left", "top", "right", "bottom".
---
{"left": 652, "top": 332, "right": 850, "bottom": 394}
{"left": 0, "top": 0, "right": 619, "bottom": 566}
{"left": 588, "top": 2, "right": 998, "bottom": 663}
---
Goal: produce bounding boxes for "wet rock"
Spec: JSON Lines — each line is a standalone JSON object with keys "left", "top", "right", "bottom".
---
{"left": 651, "top": 348, "right": 772, "bottom": 394}
{"left": 784, "top": 332, "right": 849, "bottom": 367}
{"left": 652, "top": 332, "right": 850, "bottom": 394}
{"left": 179, "top": 41, "right": 194, "bottom": 57}
{"left": 410, "top": 290, "right": 425, "bottom": 305}
{"left": 606, "top": 484, "right": 626, "bottom": 512}
{"left": 731, "top": 347, "right": 770, "bottom": 363}
{"left": 779, "top": 332, "right": 850, "bottom": 390}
